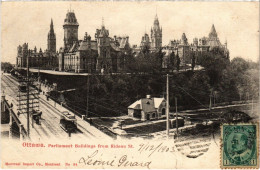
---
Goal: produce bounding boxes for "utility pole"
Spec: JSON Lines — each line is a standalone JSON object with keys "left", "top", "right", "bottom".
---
{"left": 209, "top": 94, "right": 212, "bottom": 111}
{"left": 166, "top": 74, "right": 169, "bottom": 137}
{"left": 251, "top": 94, "right": 254, "bottom": 114}
{"left": 213, "top": 91, "right": 216, "bottom": 107}
{"left": 175, "top": 97, "right": 178, "bottom": 137}
{"left": 38, "top": 65, "right": 40, "bottom": 93}
{"left": 251, "top": 77, "right": 254, "bottom": 114}
{"left": 27, "top": 50, "right": 30, "bottom": 137}
{"left": 86, "top": 66, "right": 90, "bottom": 118}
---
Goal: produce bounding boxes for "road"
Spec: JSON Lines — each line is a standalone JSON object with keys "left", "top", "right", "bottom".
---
{"left": 1, "top": 73, "right": 110, "bottom": 140}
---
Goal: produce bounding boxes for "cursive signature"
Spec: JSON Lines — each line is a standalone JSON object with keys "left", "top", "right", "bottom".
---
{"left": 78, "top": 150, "right": 152, "bottom": 169}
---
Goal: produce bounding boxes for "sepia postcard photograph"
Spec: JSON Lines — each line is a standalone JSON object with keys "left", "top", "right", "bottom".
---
{"left": 1, "top": 1, "right": 259, "bottom": 169}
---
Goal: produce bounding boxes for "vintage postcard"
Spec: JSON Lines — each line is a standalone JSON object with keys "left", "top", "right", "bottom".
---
{"left": 1, "top": 1, "right": 259, "bottom": 169}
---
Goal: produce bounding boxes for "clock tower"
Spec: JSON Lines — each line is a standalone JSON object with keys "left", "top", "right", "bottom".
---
{"left": 63, "top": 10, "right": 79, "bottom": 50}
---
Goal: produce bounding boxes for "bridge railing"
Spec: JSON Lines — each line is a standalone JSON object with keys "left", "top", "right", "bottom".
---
{"left": 3, "top": 98, "right": 28, "bottom": 140}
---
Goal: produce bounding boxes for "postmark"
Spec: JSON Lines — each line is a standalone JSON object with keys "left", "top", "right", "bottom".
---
{"left": 221, "top": 123, "right": 259, "bottom": 169}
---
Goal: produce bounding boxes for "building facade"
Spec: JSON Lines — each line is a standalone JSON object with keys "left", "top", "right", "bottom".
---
{"left": 16, "top": 11, "right": 230, "bottom": 72}
{"left": 58, "top": 11, "right": 130, "bottom": 73}
{"left": 16, "top": 20, "right": 58, "bottom": 69}
{"left": 162, "top": 24, "right": 229, "bottom": 67}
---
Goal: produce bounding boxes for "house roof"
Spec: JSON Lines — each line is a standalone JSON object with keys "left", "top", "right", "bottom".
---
{"left": 128, "top": 97, "right": 165, "bottom": 113}
{"left": 78, "top": 41, "right": 88, "bottom": 51}
{"left": 119, "top": 38, "right": 127, "bottom": 48}
{"left": 128, "top": 100, "right": 141, "bottom": 109}
{"left": 91, "top": 41, "right": 97, "bottom": 51}
{"left": 110, "top": 42, "right": 120, "bottom": 52}
{"left": 141, "top": 98, "right": 157, "bottom": 113}
{"left": 153, "top": 98, "right": 165, "bottom": 109}
{"left": 69, "top": 42, "right": 79, "bottom": 53}
{"left": 72, "top": 40, "right": 98, "bottom": 51}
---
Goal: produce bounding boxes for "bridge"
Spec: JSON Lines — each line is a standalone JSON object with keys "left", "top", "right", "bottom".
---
{"left": 1, "top": 95, "right": 27, "bottom": 140}
{"left": 1, "top": 73, "right": 110, "bottom": 141}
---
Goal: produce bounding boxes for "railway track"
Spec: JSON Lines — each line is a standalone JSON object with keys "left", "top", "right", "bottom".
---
{"left": 2, "top": 74, "right": 94, "bottom": 139}
{"left": 40, "top": 98, "right": 95, "bottom": 138}
{"left": 2, "top": 75, "right": 67, "bottom": 139}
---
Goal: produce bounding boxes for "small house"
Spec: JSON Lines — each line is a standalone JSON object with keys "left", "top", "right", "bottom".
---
{"left": 128, "top": 95, "right": 166, "bottom": 121}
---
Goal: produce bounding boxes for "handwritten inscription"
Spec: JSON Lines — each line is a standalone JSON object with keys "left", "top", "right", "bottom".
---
{"left": 78, "top": 150, "right": 152, "bottom": 169}
{"left": 138, "top": 142, "right": 175, "bottom": 157}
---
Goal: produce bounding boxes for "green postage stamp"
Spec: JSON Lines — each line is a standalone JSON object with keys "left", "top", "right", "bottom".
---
{"left": 221, "top": 123, "right": 259, "bottom": 168}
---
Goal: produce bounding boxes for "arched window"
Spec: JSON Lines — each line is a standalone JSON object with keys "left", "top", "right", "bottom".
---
{"left": 146, "top": 114, "right": 150, "bottom": 120}
{"left": 162, "top": 108, "right": 166, "bottom": 115}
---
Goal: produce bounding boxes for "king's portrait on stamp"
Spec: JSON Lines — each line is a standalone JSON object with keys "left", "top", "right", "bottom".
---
{"left": 221, "top": 124, "right": 258, "bottom": 168}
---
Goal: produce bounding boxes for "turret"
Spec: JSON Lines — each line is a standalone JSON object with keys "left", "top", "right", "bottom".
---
{"left": 209, "top": 24, "right": 218, "bottom": 38}
{"left": 63, "top": 10, "right": 79, "bottom": 50}
{"left": 48, "top": 19, "right": 56, "bottom": 53}
{"left": 193, "top": 38, "right": 198, "bottom": 46}
{"left": 17, "top": 45, "right": 22, "bottom": 55}
{"left": 181, "top": 33, "right": 188, "bottom": 45}
{"left": 22, "top": 43, "right": 28, "bottom": 57}
{"left": 151, "top": 13, "right": 162, "bottom": 49}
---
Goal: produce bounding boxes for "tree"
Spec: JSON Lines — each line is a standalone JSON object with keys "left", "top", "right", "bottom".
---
{"left": 142, "top": 44, "right": 150, "bottom": 54}
{"left": 169, "top": 51, "right": 175, "bottom": 72}
{"left": 157, "top": 48, "right": 165, "bottom": 73}
{"left": 176, "top": 52, "right": 180, "bottom": 72}
{"left": 230, "top": 57, "right": 249, "bottom": 73}
{"left": 191, "top": 52, "right": 196, "bottom": 71}
{"left": 1, "top": 62, "right": 13, "bottom": 72}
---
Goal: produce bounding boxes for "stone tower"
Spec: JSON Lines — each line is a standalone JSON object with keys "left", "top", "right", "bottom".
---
{"left": 95, "top": 19, "right": 112, "bottom": 72}
{"left": 47, "top": 19, "right": 56, "bottom": 53}
{"left": 151, "top": 14, "right": 162, "bottom": 50}
{"left": 207, "top": 24, "right": 222, "bottom": 50}
{"left": 21, "top": 43, "right": 28, "bottom": 67}
{"left": 63, "top": 10, "right": 79, "bottom": 50}
{"left": 208, "top": 24, "right": 218, "bottom": 39}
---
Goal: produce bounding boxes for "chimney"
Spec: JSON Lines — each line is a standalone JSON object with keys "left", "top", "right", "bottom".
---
{"left": 146, "top": 95, "right": 151, "bottom": 99}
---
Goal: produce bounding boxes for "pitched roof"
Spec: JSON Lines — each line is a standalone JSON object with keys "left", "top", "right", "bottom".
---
{"left": 69, "top": 42, "right": 79, "bottom": 53}
{"left": 110, "top": 42, "right": 120, "bottom": 51}
{"left": 78, "top": 41, "right": 89, "bottom": 51}
{"left": 141, "top": 98, "right": 157, "bottom": 113}
{"left": 128, "top": 97, "right": 165, "bottom": 113}
{"left": 91, "top": 41, "right": 97, "bottom": 51}
{"left": 153, "top": 98, "right": 165, "bottom": 108}
{"left": 128, "top": 100, "right": 141, "bottom": 109}
{"left": 118, "top": 37, "right": 128, "bottom": 49}
{"left": 209, "top": 24, "right": 218, "bottom": 38}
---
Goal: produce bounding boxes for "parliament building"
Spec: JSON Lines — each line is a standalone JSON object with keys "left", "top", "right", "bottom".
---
{"left": 162, "top": 24, "right": 229, "bottom": 67}
{"left": 58, "top": 10, "right": 131, "bottom": 73}
{"left": 16, "top": 19, "right": 58, "bottom": 69}
{"left": 16, "top": 10, "right": 229, "bottom": 73}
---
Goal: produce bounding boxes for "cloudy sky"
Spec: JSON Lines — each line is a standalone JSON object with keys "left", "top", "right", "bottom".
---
{"left": 1, "top": 1, "right": 259, "bottom": 64}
